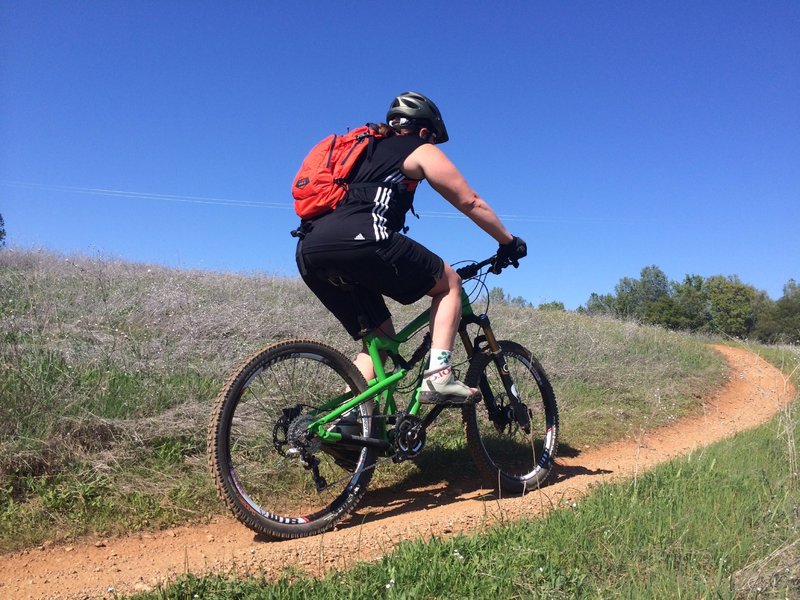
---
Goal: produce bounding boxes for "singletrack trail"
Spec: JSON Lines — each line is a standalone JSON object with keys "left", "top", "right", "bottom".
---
{"left": 1, "top": 345, "right": 795, "bottom": 599}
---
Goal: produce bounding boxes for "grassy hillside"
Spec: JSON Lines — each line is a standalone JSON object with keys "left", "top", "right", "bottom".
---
{"left": 1, "top": 249, "right": 728, "bottom": 551}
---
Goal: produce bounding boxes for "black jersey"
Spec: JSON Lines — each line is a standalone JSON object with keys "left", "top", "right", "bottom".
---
{"left": 299, "top": 135, "right": 427, "bottom": 252}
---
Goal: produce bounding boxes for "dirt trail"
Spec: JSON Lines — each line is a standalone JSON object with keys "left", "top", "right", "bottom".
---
{"left": 1, "top": 345, "right": 795, "bottom": 599}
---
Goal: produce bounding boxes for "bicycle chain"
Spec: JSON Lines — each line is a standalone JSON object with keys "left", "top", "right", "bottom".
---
{"left": 285, "top": 406, "right": 435, "bottom": 493}
{"left": 304, "top": 412, "right": 424, "bottom": 493}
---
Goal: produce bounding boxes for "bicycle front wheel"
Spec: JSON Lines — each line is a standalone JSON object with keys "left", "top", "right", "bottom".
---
{"left": 207, "top": 339, "right": 376, "bottom": 539}
{"left": 463, "top": 340, "right": 559, "bottom": 493}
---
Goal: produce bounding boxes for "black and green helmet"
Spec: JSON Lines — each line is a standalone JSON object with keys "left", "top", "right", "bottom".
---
{"left": 386, "top": 91, "right": 449, "bottom": 143}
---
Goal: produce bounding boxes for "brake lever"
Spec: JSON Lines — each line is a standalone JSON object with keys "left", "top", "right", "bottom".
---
{"left": 490, "top": 256, "right": 508, "bottom": 275}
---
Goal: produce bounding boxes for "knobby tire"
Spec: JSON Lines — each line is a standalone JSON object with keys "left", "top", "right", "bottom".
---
{"left": 462, "top": 340, "right": 559, "bottom": 493}
{"left": 207, "top": 339, "right": 376, "bottom": 539}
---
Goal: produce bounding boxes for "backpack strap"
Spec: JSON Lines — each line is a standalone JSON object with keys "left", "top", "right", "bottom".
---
{"left": 345, "top": 181, "right": 399, "bottom": 190}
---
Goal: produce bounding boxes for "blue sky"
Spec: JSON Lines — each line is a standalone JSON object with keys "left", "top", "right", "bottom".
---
{"left": 2, "top": 2, "right": 798, "bottom": 310}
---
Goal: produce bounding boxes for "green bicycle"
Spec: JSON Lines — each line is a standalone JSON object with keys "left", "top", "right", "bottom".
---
{"left": 207, "top": 253, "right": 559, "bottom": 539}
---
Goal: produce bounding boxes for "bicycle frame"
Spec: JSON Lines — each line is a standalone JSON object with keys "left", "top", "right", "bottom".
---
{"left": 307, "top": 257, "right": 520, "bottom": 450}
{"left": 305, "top": 296, "right": 467, "bottom": 449}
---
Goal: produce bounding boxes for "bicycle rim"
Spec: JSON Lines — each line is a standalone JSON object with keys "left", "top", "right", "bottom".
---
{"left": 463, "top": 340, "right": 559, "bottom": 493}
{"left": 207, "top": 340, "right": 375, "bottom": 539}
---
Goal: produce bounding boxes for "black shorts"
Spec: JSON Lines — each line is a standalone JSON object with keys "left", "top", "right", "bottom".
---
{"left": 297, "top": 234, "right": 445, "bottom": 339}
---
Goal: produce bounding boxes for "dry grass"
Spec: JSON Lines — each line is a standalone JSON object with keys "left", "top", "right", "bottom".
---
{"left": 1, "top": 249, "right": 345, "bottom": 464}
{"left": 0, "top": 248, "right": 729, "bottom": 549}
{"left": 734, "top": 538, "right": 800, "bottom": 598}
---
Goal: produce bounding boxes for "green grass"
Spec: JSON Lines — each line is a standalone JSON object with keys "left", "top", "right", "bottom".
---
{"left": 0, "top": 249, "right": 733, "bottom": 553}
{"left": 136, "top": 345, "right": 800, "bottom": 598}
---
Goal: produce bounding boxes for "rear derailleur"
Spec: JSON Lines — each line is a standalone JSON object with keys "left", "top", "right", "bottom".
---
{"left": 274, "top": 406, "right": 328, "bottom": 492}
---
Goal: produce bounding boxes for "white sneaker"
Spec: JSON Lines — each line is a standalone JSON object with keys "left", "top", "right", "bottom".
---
{"left": 418, "top": 367, "right": 481, "bottom": 405}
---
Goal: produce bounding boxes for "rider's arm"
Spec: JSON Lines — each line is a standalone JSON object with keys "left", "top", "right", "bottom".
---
{"left": 401, "top": 144, "right": 514, "bottom": 245}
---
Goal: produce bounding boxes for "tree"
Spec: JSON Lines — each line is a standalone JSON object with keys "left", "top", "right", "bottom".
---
{"left": 784, "top": 279, "right": 799, "bottom": 299}
{"left": 488, "top": 287, "right": 505, "bottom": 305}
{"left": 639, "top": 265, "right": 671, "bottom": 304}
{"left": 667, "top": 274, "right": 711, "bottom": 331}
{"left": 0, "top": 212, "right": 5, "bottom": 248}
{"left": 613, "top": 276, "right": 641, "bottom": 318}
{"left": 753, "top": 279, "right": 800, "bottom": 344}
{"left": 584, "top": 292, "right": 617, "bottom": 316}
{"left": 704, "top": 275, "right": 759, "bottom": 338}
{"left": 605, "top": 265, "right": 671, "bottom": 321}
{"left": 582, "top": 265, "right": 797, "bottom": 342}
{"left": 538, "top": 301, "right": 565, "bottom": 312}
{"left": 488, "top": 287, "right": 532, "bottom": 307}
{"left": 644, "top": 294, "right": 679, "bottom": 327}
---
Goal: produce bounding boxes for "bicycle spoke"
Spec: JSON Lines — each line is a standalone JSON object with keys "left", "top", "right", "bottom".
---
{"left": 464, "top": 340, "right": 558, "bottom": 493}
{"left": 208, "top": 340, "right": 376, "bottom": 539}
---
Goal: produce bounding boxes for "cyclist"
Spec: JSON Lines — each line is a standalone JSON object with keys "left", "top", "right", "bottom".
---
{"left": 295, "top": 91, "right": 526, "bottom": 404}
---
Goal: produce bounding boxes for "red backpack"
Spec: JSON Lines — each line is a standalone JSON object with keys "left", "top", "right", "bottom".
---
{"left": 292, "top": 124, "right": 386, "bottom": 219}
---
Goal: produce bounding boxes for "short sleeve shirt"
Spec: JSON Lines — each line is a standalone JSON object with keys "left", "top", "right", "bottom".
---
{"left": 299, "top": 135, "right": 427, "bottom": 252}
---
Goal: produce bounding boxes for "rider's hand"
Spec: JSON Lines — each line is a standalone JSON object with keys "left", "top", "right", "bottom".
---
{"left": 496, "top": 236, "right": 527, "bottom": 270}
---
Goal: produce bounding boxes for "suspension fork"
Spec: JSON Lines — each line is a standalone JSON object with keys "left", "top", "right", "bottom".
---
{"left": 460, "top": 312, "right": 510, "bottom": 383}
{"left": 460, "top": 312, "right": 531, "bottom": 430}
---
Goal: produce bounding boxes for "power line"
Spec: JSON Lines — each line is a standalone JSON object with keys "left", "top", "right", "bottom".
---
{"left": 0, "top": 181, "right": 290, "bottom": 210}
{"left": 0, "top": 180, "right": 653, "bottom": 225}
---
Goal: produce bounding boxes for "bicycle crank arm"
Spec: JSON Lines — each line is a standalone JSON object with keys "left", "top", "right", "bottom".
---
{"left": 419, "top": 404, "right": 445, "bottom": 428}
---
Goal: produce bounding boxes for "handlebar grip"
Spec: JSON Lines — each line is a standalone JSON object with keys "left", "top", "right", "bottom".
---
{"left": 456, "top": 252, "right": 521, "bottom": 279}
{"left": 456, "top": 264, "right": 480, "bottom": 279}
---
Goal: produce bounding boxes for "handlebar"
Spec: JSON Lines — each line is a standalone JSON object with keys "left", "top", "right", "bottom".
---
{"left": 455, "top": 253, "right": 522, "bottom": 280}
{"left": 455, "top": 257, "right": 493, "bottom": 280}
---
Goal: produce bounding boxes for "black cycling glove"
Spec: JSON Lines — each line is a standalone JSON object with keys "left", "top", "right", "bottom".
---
{"left": 493, "top": 236, "right": 527, "bottom": 273}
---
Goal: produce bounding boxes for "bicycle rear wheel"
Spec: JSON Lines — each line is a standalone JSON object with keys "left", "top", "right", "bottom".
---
{"left": 463, "top": 340, "right": 558, "bottom": 493}
{"left": 207, "top": 339, "right": 376, "bottom": 539}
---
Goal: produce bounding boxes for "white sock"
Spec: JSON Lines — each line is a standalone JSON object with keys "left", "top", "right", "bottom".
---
{"left": 427, "top": 348, "right": 452, "bottom": 379}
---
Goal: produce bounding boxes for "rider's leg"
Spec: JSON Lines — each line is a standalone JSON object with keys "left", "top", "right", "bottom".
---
{"left": 353, "top": 318, "right": 395, "bottom": 382}
{"left": 419, "top": 264, "right": 480, "bottom": 403}
{"left": 427, "top": 263, "right": 462, "bottom": 352}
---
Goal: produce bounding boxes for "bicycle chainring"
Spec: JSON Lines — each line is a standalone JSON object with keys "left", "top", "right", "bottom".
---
{"left": 391, "top": 413, "right": 426, "bottom": 462}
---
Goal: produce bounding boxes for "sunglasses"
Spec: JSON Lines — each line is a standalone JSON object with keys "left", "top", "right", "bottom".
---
{"left": 388, "top": 116, "right": 419, "bottom": 129}
{"left": 388, "top": 116, "right": 437, "bottom": 142}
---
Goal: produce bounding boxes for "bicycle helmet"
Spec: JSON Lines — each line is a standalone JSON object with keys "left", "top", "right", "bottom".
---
{"left": 386, "top": 91, "right": 449, "bottom": 143}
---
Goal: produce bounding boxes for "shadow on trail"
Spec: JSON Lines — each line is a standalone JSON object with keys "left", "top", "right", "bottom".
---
{"left": 252, "top": 442, "right": 611, "bottom": 542}
{"left": 549, "top": 463, "right": 614, "bottom": 484}
{"left": 330, "top": 441, "right": 608, "bottom": 532}
{"left": 549, "top": 441, "right": 614, "bottom": 482}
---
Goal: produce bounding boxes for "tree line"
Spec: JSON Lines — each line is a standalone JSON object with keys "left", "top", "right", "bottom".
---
{"left": 579, "top": 265, "right": 799, "bottom": 344}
